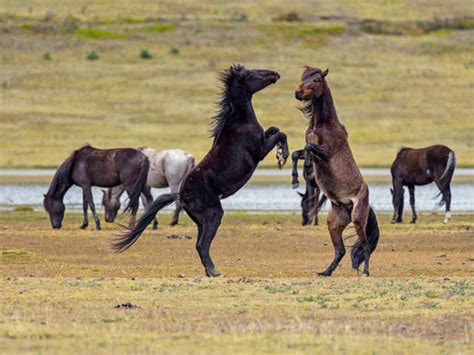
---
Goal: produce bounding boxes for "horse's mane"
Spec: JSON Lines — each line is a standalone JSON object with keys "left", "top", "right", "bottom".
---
{"left": 210, "top": 64, "right": 244, "bottom": 144}
{"left": 46, "top": 145, "right": 89, "bottom": 197}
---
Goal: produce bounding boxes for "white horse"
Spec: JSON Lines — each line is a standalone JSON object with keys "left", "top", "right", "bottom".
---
{"left": 102, "top": 148, "right": 195, "bottom": 228}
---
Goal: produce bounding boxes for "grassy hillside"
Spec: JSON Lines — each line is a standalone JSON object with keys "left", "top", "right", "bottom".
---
{"left": 0, "top": 1, "right": 473, "bottom": 167}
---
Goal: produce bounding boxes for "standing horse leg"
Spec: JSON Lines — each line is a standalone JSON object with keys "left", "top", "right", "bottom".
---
{"left": 351, "top": 188, "right": 370, "bottom": 276}
{"left": 438, "top": 184, "right": 452, "bottom": 224}
{"left": 169, "top": 185, "right": 181, "bottom": 226}
{"left": 82, "top": 185, "right": 101, "bottom": 230}
{"left": 408, "top": 185, "right": 417, "bottom": 224}
{"left": 124, "top": 186, "right": 139, "bottom": 228}
{"left": 141, "top": 187, "right": 158, "bottom": 229}
{"left": 193, "top": 204, "right": 224, "bottom": 277}
{"left": 80, "top": 190, "right": 89, "bottom": 229}
{"left": 318, "top": 204, "right": 351, "bottom": 276}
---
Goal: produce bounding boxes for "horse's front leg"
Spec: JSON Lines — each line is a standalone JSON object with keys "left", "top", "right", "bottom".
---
{"left": 82, "top": 185, "right": 101, "bottom": 230}
{"left": 291, "top": 149, "right": 305, "bottom": 188}
{"left": 262, "top": 130, "right": 289, "bottom": 168}
{"left": 80, "top": 190, "right": 89, "bottom": 229}
{"left": 304, "top": 143, "right": 329, "bottom": 162}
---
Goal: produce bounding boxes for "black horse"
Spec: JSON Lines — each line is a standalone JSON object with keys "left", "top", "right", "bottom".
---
{"left": 390, "top": 144, "right": 456, "bottom": 224}
{"left": 113, "top": 65, "right": 289, "bottom": 277}
{"left": 44, "top": 145, "right": 151, "bottom": 230}
{"left": 291, "top": 149, "right": 327, "bottom": 225}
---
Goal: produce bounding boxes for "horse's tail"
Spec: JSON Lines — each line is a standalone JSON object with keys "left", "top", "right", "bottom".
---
{"left": 124, "top": 158, "right": 149, "bottom": 213}
{"left": 113, "top": 193, "right": 179, "bottom": 252}
{"left": 351, "top": 207, "right": 379, "bottom": 270}
{"left": 436, "top": 151, "right": 456, "bottom": 205}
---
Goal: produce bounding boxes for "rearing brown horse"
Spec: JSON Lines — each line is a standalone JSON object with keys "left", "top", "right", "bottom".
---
{"left": 295, "top": 66, "right": 379, "bottom": 277}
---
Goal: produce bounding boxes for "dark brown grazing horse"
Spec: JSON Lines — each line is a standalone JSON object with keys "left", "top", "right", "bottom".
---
{"left": 291, "top": 148, "right": 327, "bottom": 225}
{"left": 113, "top": 64, "right": 289, "bottom": 277}
{"left": 390, "top": 145, "right": 456, "bottom": 224}
{"left": 295, "top": 66, "right": 379, "bottom": 277}
{"left": 43, "top": 145, "right": 151, "bottom": 230}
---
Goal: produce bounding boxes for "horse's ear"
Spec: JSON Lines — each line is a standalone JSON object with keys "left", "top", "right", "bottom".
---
{"left": 101, "top": 189, "right": 107, "bottom": 195}
{"left": 297, "top": 192, "right": 304, "bottom": 197}
{"left": 322, "top": 68, "right": 329, "bottom": 77}
{"left": 390, "top": 188, "right": 393, "bottom": 195}
{"left": 230, "top": 65, "right": 243, "bottom": 79}
{"left": 43, "top": 193, "right": 47, "bottom": 198}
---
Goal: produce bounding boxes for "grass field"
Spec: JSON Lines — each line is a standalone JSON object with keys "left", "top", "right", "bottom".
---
{"left": 0, "top": 1, "right": 473, "bottom": 168}
{"left": 1, "top": 210, "right": 473, "bottom": 353}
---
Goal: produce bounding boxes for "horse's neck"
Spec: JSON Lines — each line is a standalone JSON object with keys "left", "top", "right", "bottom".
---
{"left": 49, "top": 181, "right": 72, "bottom": 200}
{"left": 310, "top": 89, "right": 339, "bottom": 129}
{"left": 234, "top": 95, "right": 257, "bottom": 124}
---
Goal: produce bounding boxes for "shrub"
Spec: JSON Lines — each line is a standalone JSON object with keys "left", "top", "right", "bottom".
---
{"left": 170, "top": 46, "right": 179, "bottom": 55}
{"left": 86, "top": 50, "right": 99, "bottom": 61}
{"left": 272, "top": 12, "right": 302, "bottom": 22}
{"left": 140, "top": 49, "right": 152, "bottom": 59}
{"left": 229, "top": 13, "right": 248, "bottom": 22}
{"left": 43, "top": 52, "right": 51, "bottom": 60}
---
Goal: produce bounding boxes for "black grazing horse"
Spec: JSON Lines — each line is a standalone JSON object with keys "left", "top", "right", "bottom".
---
{"left": 291, "top": 149, "right": 327, "bottom": 225}
{"left": 390, "top": 144, "right": 456, "bottom": 224}
{"left": 113, "top": 65, "right": 289, "bottom": 277}
{"left": 44, "top": 145, "right": 151, "bottom": 230}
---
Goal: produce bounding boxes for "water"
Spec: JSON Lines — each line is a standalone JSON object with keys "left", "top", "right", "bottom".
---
{"left": 1, "top": 182, "right": 473, "bottom": 212}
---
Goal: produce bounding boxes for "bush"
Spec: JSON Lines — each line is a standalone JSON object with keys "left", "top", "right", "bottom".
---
{"left": 43, "top": 52, "right": 51, "bottom": 60}
{"left": 170, "top": 46, "right": 179, "bottom": 55}
{"left": 272, "top": 12, "right": 302, "bottom": 22}
{"left": 86, "top": 50, "right": 99, "bottom": 61}
{"left": 140, "top": 49, "right": 152, "bottom": 59}
{"left": 229, "top": 13, "right": 248, "bottom": 22}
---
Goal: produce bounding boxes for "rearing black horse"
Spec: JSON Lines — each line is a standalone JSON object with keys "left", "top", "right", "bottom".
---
{"left": 113, "top": 64, "right": 289, "bottom": 277}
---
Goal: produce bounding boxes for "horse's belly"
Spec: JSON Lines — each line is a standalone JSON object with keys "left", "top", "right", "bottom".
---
{"left": 314, "top": 165, "right": 361, "bottom": 205}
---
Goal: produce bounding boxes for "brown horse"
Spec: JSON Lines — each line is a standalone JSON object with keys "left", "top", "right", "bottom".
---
{"left": 291, "top": 148, "right": 327, "bottom": 225}
{"left": 295, "top": 66, "right": 379, "bottom": 276}
{"left": 390, "top": 145, "right": 456, "bottom": 224}
{"left": 112, "top": 65, "right": 288, "bottom": 277}
{"left": 43, "top": 145, "right": 150, "bottom": 230}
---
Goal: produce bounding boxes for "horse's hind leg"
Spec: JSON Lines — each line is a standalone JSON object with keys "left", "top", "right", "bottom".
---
{"left": 80, "top": 190, "right": 89, "bottom": 229}
{"left": 189, "top": 202, "right": 224, "bottom": 277}
{"left": 442, "top": 186, "right": 452, "bottom": 223}
{"left": 82, "top": 185, "right": 101, "bottom": 230}
{"left": 142, "top": 187, "right": 158, "bottom": 229}
{"left": 408, "top": 185, "right": 417, "bottom": 224}
{"left": 318, "top": 204, "right": 351, "bottom": 277}
{"left": 352, "top": 188, "right": 370, "bottom": 276}
{"left": 169, "top": 185, "right": 181, "bottom": 226}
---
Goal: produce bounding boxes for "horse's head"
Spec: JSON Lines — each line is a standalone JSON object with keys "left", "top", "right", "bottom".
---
{"left": 102, "top": 189, "right": 120, "bottom": 223}
{"left": 298, "top": 191, "right": 317, "bottom": 226}
{"left": 295, "top": 66, "right": 329, "bottom": 101}
{"left": 43, "top": 193, "right": 65, "bottom": 229}
{"left": 227, "top": 64, "right": 280, "bottom": 95}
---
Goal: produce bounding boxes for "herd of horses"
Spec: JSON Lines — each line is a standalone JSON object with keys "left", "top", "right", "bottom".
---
{"left": 43, "top": 64, "right": 456, "bottom": 277}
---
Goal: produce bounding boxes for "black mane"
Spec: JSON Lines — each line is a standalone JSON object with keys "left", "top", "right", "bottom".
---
{"left": 210, "top": 64, "right": 245, "bottom": 145}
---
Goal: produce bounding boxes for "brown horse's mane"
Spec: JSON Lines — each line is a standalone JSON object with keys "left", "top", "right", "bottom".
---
{"left": 46, "top": 144, "right": 90, "bottom": 198}
{"left": 210, "top": 64, "right": 244, "bottom": 144}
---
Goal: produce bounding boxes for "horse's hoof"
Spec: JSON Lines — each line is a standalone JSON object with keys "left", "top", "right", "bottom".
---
{"left": 152, "top": 225, "right": 158, "bottom": 230}
{"left": 361, "top": 272, "right": 369, "bottom": 278}
{"left": 80, "top": 225, "right": 87, "bottom": 229}
{"left": 95, "top": 226, "right": 101, "bottom": 231}
{"left": 316, "top": 271, "right": 331, "bottom": 277}
{"left": 205, "top": 268, "right": 222, "bottom": 277}
{"left": 291, "top": 183, "right": 299, "bottom": 189}
{"left": 169, "top": 222, "right": 178, "bottom": 226}
{"left": 410, "top": 220, "right": 416, "bottom": 224}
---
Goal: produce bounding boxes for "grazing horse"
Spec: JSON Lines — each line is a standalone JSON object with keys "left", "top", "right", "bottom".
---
{"left": 295, "top": 66, "right": 379, "bottom": 277}
{"left": 390, "top": 145, "right": 456, "bottom": 224}
{"left": 291, "top": 148, "right": 327, "bottom": 225}
{"left": 102, "top": 148, "right": 195, "bottom": 228}
{"left": 113, "top": 64, "right": 289, "bottom": 277}
{"left": 43, "top": 145, "right": 149, "bottom": 230}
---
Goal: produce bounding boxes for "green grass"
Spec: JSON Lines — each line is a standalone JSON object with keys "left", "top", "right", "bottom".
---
{"left": 0, "top": 1, "right": 473, "bottom": 168}
{"left": 75, "top": 28, "right": 125, "bottom": 40}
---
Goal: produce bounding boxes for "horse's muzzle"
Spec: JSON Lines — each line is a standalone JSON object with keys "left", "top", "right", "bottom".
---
{"left": 295, "top": 90, "right": 304, "bottom": 101}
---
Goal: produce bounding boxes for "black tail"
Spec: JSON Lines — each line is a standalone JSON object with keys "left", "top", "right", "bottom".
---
{"left": 124, "top": 159, "right": 149, "bottom": 213}
{"left": 351, "top": 207, "right": 379, "bottom": 270}
{"left": 113, "top": 193, "right": 178, "bottom": 252}
{"left": 436, "top": 151, "right": 456, "bottom": 205}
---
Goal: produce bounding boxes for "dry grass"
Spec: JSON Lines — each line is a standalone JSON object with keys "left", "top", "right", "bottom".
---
{"left": 0, "top": 1, "right": 473, "bottom": 168}
{"left": 1, "top": 210, "right": 473, "bottom": 353}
